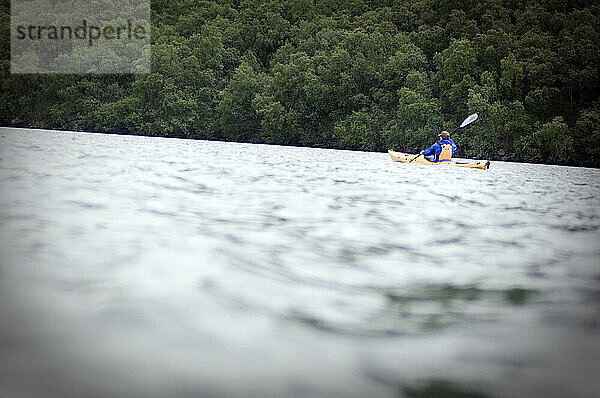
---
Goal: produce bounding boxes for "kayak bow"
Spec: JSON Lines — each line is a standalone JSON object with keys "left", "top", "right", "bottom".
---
{"left": 388, "top": 150, "right": 490, "bottom": 169}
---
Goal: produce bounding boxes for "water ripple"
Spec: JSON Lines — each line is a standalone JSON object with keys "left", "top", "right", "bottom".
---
{"left": 1, "top": 128, "right": 600, "bottom": 398}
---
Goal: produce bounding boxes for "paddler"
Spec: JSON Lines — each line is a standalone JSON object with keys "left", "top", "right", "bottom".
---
{"left": 421, "top": 131, "right": 457, "bottom": 162}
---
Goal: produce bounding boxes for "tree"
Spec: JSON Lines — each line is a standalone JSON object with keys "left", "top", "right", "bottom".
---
{"left": 573, "top": 104, "right": 600, "bottom": 167}
{"left": 517, "top": 117, "right": 574, "bottom": 164}
{"left": 216, "top": 58, "right": 269, "bottom": 142}
{"left": 334, "top": 109, "right": 382, "bottom": 151}
{"left": 435, "top": 39, "right": 478, "bottom": 114}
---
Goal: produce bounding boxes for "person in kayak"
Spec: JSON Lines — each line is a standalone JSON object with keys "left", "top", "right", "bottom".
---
{"left": 421, "top": 131, "right": 457, "bottom": 162}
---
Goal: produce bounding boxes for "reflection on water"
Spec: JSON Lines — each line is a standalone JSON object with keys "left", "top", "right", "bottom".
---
{"left": 1, "top": 127, "right": 599, "bottom": 398}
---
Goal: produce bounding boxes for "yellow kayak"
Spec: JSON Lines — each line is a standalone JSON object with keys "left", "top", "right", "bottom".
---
{"left": 388, "top": 150, "right": 490, "bottom": 169}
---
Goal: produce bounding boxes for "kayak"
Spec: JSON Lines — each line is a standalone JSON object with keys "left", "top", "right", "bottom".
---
{"left": 388, "top": 150, "right": 490, "bottom": 169}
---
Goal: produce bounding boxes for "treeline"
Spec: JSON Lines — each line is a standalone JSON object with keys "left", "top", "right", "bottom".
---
{"left": 1, "top": 0, "right": 599, "bottom": 167}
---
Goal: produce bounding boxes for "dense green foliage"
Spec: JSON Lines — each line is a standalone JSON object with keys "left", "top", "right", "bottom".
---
{"left": 1, "top": 0, "right": 599, "bottom": 166}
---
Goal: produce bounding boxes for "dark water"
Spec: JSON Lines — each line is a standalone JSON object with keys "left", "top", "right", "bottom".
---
{"left": 1, "top": 127, "right": 599, "bottom": 398}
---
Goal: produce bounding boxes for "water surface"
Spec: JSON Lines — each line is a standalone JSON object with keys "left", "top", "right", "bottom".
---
{"left": 1, "top": 127, "right": 599, "bottom": 398}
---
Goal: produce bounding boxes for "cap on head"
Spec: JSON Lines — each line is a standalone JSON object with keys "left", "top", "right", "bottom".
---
{"left": 438, "top": 131, "right": 450, "bottom": 140}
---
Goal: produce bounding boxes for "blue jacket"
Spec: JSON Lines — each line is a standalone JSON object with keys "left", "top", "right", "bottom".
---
{"left": 421, "top": 139, "right": 457, "bottom": 161}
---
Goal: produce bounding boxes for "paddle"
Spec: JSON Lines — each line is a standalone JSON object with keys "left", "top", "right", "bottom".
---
{"left": 408, "top": 113, "right": 478, "bottom": 163}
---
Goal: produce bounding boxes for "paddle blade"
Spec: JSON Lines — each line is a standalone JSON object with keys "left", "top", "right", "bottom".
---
{"left": 460, "top": 113, "right": 478, "bottom": 128}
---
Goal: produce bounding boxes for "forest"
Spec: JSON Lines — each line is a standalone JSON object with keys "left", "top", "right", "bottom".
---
{"left": 1, "top": 0, "right": 599, "bottom": 167}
